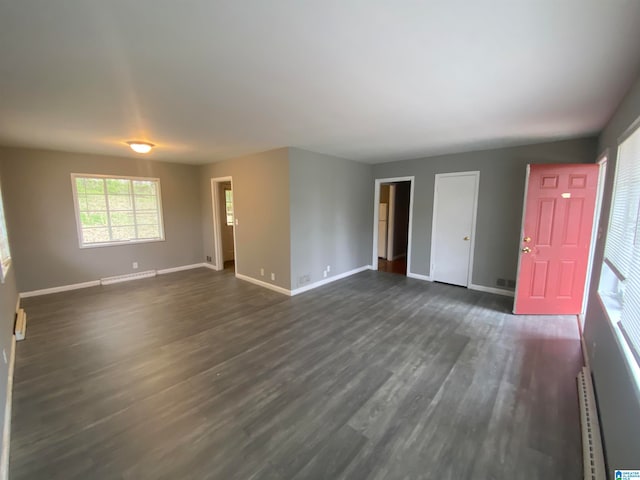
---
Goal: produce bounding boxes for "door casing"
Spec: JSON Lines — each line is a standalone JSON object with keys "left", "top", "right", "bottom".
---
{"left": 210, "top": 176, "right": 237, "bottom": 274}
{"left": 372, "top": 177, "right": 415, "bottom": 273}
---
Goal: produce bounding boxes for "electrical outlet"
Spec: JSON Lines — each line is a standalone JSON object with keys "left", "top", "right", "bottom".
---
{"left": 271, "top": 273, "right": 275, "bottom": 281}
{"left": 2, "top": 349, "right": 6, "bottom": 364}
{"left": 326, "top": 265, "right": 331, "bottom": 272}
{"left": 132, "top": 262, "right": 139, "bottom": 269}
{"left": 260, "top": 268, "right": 265, "bottom": 276}
{"left": 235, "top": 218, "right": 239, "bottom": 226}
{"left": 206, "top": 256, "right": 212, "bottom": 262}
{"left": 323, "top": 270, "right": 328, "bottom": 278}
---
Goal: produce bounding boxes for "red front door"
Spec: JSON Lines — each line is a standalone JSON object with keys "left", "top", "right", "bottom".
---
{"left": 514, "top": 164, "right": 599, "bottom": 314}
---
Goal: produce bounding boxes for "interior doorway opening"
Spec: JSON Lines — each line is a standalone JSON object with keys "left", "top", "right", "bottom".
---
{"left": 211, "top": 177, "right": 237, "bottom": 273}
{"left": 376, "top": 180, "right": 411, "bottom": 276}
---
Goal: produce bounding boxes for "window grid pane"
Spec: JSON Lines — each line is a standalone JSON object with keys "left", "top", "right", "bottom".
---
{"left": 74, "top": 175, "right": 163, "bottom": 246}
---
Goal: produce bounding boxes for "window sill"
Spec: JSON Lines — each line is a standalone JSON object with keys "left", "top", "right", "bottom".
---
{"left": 79, "top": 238, "right": 165, "bottom": 249}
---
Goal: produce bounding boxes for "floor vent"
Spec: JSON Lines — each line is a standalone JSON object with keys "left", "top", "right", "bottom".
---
{"left": 577, "top": 366, "right": 605, "bottom": 480}
{"left": 15, "top": 308, "right": 27, "bottom": 341}
{"left": 100, "top": 270, "right": 157, "bottom": 286}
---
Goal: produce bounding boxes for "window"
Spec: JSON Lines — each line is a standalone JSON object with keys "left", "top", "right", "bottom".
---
{"left": 225, "top": 188, "right": 234, "bottom": 226}
{"left": 72, "top": 174, "right": 164, "bottom": 247}
{"left": 0, "top": 183, "right": 11, "bottom": 281}
{"left": 599, "top": 122, "right": 640, "bottom": 374}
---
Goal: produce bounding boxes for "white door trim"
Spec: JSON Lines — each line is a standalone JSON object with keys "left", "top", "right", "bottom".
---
{"left": 372, "top": 177, "right": 415, "bottom": 275}
{"left": 513, "top": 165, "right": 531, "bottom": 312}
{"left": 581, "top": 153, "right": 608, "bottom": 319}
{"left": 430, "top": 171, "right": 480, "bottom": 287}
{"left": 210, "top": 176, "right": 237, "bottom": 274}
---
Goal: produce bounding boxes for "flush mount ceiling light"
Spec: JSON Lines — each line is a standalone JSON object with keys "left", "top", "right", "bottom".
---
{"left": 126, "top": 141, "right": 155, "bottom": 154}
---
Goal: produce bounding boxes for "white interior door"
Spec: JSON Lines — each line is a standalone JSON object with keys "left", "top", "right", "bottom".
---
{"left": 431, "top": 172, "right": 479, "bottom": 286}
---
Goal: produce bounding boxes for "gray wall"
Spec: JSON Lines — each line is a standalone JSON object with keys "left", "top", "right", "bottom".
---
{"left": 0, "top": 162, "right": 18, "bottom": 464}
{"left": 583, "top": 73, "right": 640, "bottom": 472}
{"left": 289, "top": 148, "right": 373, "bottom": 290}
{"left": 200, "top": 148, "right": 291, "bottom": 290}
{"left": 0, "top": 147, "right": 203, "bottom": 292}
{"left": 372, "top": 137, "right": 598, "bottom": 288}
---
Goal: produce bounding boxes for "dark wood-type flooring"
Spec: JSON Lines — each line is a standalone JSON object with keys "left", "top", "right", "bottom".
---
{"left": 11, "top": 268, "right": 583, "bottom": 479}
{"left": 377, "top": 258, "right": 407, "bottom": 275}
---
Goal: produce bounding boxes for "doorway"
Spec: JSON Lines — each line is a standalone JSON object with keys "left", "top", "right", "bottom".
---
{"left": 513, "top": 164, "right": 600, "bottom": 314}
{"left": 210, "top": 177, "right": 237, "bottom": 273}
{"left": 372, "top": 177, "right": 414, "bottom": 276}
{"left": 430, "top": 171, "right": 479, "bottom": 287}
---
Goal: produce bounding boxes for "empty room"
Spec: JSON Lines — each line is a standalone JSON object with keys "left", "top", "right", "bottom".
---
{"left": 1, "top": 1, "right": 640, "bottom": 479}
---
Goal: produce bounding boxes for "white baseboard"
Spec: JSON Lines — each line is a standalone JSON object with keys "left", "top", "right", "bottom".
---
{"left": 235, "top": 273, "right": 291, "bottom": 296}
{"left": 201, "top": 263, "right": 218, "bottom": 271}
{"left": 19, "top": 280, "right": 101, "bottom": 299}
{"left": 290, "top": 265, "right": 372, "bottom": 296}
{"left": 19, "top": 263, "right": 220, "bottom": 299}
{"left": 407, "top": 272, "right": 432, "bottom": 282}
{"left": 468, "top": 283, "right": 515, "bottom": 297}
{"left": 157, "top": 263, "right": 206, "bottom": 275}
{"left": 1, "top": 335, "right": 16, "bottom": 480}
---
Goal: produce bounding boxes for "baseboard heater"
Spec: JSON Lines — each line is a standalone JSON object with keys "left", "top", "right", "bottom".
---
{"left": 577, "top": 366, "right": 605, "bottom": 480}
{"left": 100, "top": 270, "right": 157, "bottom": 286}
{"left": 15, "top": 308, "right": 27, "bottom": 341}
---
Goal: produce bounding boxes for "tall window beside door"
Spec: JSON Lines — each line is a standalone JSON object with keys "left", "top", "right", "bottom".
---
{"left": 599, "top": 121, "right": 640, "bottom": 374}
{"left": 225, "top": 189, "right": 234, "bottom": 226}
{"left": 71, "top": 174, "right": 165, "bottom": 247}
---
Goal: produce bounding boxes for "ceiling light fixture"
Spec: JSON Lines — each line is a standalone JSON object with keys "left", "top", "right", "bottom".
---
{"left": 126, "top": 141, "right": 155, "bottom": 154}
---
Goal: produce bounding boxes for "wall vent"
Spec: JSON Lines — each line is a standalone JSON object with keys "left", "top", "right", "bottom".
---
{"left": 100, "top": 270, "right": 157, "bottom": 286}
{"left": 577, "top": 366, "right": 605, "bottom": 480}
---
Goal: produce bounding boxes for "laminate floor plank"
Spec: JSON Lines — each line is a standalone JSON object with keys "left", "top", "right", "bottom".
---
{"left": 10, "top": 268, "right": 583, "bottom": 479}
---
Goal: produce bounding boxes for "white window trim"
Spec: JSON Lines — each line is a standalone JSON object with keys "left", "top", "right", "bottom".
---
{"left": 597, "top": 115, "right": 640, "bottom": 399}
{"left": 70, "top": 173, "right": 165, "bottom": 249}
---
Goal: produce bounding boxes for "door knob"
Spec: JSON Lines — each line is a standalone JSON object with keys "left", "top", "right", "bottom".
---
{"left": 523, "top": 236, "right": 531, "bottom": 243}
{"left": 463, "top": 235, "right": 470, "bottom": 241}
{"left": 521, "top": 247, "right": 531, "bottom": 253}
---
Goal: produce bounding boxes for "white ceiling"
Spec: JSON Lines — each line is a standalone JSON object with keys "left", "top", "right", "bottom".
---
{"left": 1, "top": 0, "right": 640, "bottom": 165}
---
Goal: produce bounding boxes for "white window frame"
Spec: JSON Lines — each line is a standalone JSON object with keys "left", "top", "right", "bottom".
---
{"left": 71, "top": 173, "right": 165, "bottom": 249}
{"left": 0, "top": 183, "right": 12, "bottom": 282}
{"left": 598, "top": 118, "right": 640, "bottom": 398}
